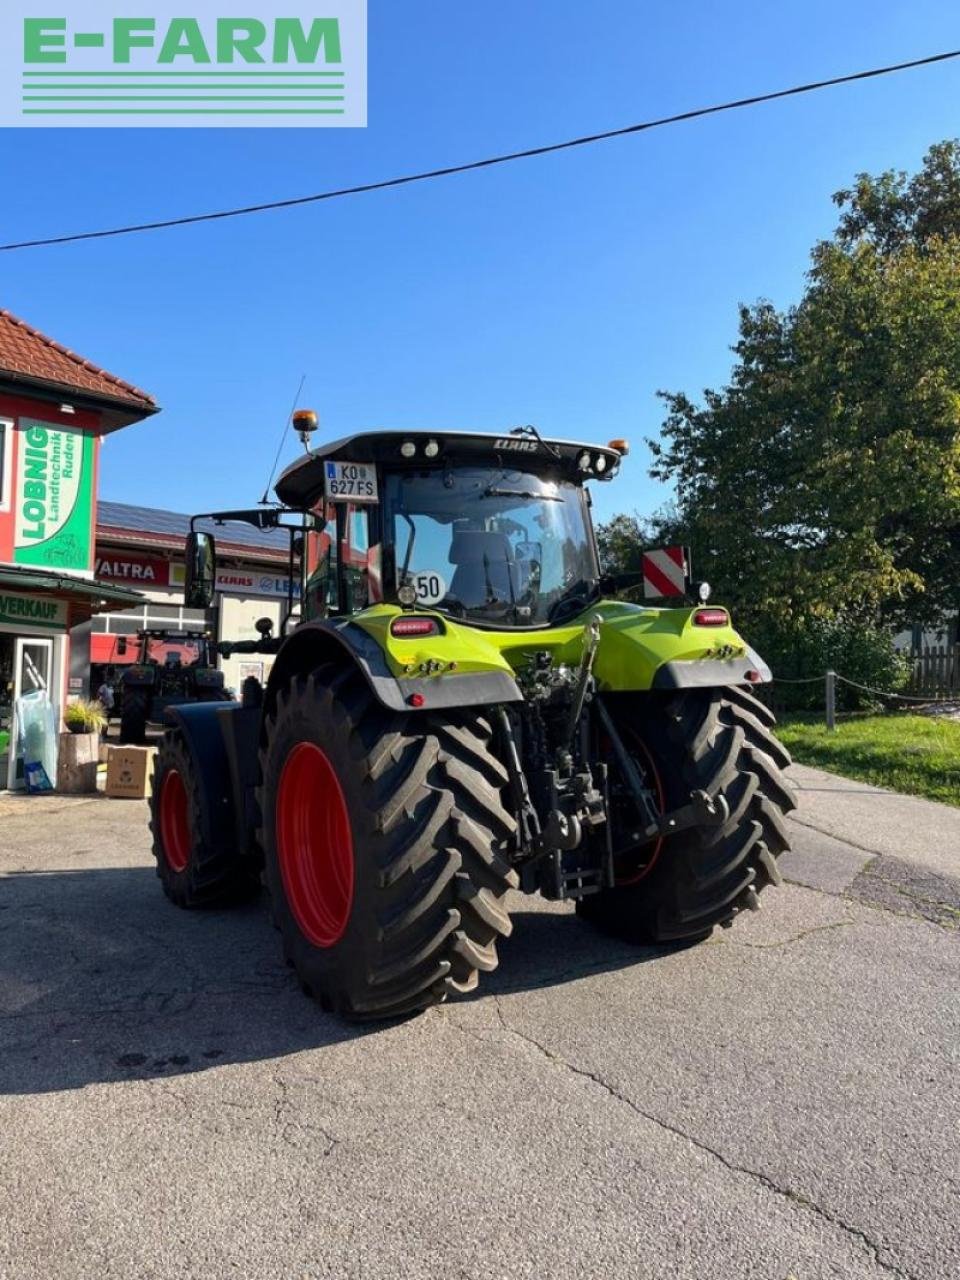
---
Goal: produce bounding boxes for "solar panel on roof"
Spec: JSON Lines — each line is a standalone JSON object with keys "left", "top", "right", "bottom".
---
{"left": 98, "top": 501, "right": 289, "bottom": 551}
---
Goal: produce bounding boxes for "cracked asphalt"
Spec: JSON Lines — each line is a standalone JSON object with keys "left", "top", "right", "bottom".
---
{"left": 1, "top": 763, "right": 958, "bottom": 1279}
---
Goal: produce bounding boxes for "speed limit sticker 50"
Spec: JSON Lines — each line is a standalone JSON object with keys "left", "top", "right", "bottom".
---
{"left": 324, "top": 461, "right": 379, "bottom": 503}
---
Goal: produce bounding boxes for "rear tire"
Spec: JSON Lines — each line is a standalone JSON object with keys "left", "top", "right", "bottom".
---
{"left": 578, "top": 686, "right": 796, "bottom": 943}
{"left": 258, "top": 666, "right": 518, "bottom": 1020}
{"left": 149, "top": 729, "right": 257, "bottom": 907}
{"left": 120, "top": 689, "right": 149, "bottom": 744}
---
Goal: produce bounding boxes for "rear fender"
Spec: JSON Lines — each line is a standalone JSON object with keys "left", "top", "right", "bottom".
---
{"left": 263, "top": 620, "right": 522, "bottom": 717}
{"left": 166, "top": 702, "right": 260, "bottom": 862}
{"left": 592, "top": 601, "right": 772, "bottom": 691}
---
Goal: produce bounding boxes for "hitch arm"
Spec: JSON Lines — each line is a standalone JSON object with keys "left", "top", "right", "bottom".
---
{"left": 656, "top": 789, "right": 729, "bottom": 838}
{"left": 595, "top": 699, "right": 730, "bottom": 840}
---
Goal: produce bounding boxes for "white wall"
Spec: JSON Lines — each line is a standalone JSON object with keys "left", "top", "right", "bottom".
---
{"left": 217, "top": 594, "right": 282, "bottom": 694}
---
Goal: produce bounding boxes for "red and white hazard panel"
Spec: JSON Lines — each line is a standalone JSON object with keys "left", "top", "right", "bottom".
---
{"left": 642, "top": 546, "right": 689, "bottom": 599}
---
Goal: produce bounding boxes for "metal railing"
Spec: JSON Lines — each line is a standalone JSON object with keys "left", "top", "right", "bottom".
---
{"left": 764, "top": 670, "right": 956, "bottom": 730}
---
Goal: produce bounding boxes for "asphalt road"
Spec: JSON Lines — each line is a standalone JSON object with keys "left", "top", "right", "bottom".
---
{"left": 1, "top": 765, "right": 958, "bottom": 1280}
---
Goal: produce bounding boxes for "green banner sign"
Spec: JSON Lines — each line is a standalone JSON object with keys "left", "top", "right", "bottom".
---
{"left": 0, "top": 591, "right": 67, "bottom": 630}
{"left": 14, "top": 420, "right": 94, "bottom": 572}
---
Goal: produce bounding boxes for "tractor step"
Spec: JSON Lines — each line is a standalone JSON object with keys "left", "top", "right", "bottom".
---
{"left": 541, "top": 854, "right": 605, "bottom": 901}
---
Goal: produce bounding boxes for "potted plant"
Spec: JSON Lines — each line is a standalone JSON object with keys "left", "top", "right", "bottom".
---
{"left": 63, "top": 698, "right": 107, "bottom": 736}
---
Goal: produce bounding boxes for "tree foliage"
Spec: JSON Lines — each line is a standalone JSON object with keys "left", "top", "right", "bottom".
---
{"left": 616, "top": 141, "right": 960, "bottom": 635}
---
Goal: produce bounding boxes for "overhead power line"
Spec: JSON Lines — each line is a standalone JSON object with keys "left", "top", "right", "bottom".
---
{"left": 2, "top": 48, "right": 957, "bottom": 253}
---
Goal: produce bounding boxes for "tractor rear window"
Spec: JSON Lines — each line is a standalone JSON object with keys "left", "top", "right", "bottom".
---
{"left": 384, "top": 467, "right": 599, "bottom": 627}
{"left": 144, "top": 637, "right": 204, "bottom": 666}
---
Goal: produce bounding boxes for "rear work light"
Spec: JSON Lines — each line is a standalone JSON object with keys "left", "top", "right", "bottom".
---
{"left": 390, "top": 616, "right": 440, "bottom": 638}
{"left": 693, "top": 608, "right": 729, "bottom": 627}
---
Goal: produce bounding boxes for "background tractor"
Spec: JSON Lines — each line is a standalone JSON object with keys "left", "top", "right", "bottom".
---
{"left": 119, "top": 629, "right": 230, "bottom": 743}
{"left": 148, "top": 423, "right": 796, "bottom": 1020}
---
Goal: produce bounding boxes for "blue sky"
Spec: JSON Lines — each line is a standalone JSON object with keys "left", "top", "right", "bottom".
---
{"left": 2, "top": 0, "right": 958, "bottom": 527}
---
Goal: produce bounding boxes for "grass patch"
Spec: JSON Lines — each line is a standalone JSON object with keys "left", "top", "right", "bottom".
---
{"left": 778, "top": 713, "right": 960, "bottom": 807}
{"left": 0, "top": 730, "right": 8, "bottom": 757}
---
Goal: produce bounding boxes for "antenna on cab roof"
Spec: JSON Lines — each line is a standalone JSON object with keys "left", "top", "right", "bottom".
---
{"left": 258, "top": 372, "right": 307, "bottom": 505}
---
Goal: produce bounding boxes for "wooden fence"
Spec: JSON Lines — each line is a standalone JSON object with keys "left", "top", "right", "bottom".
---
{"left": 897, "top": 645, "right": 960, "bottom": 697}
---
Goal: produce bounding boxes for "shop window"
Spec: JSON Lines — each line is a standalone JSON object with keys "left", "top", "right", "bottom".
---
{"left": 0, "top": 419, "right": 12, "bottom": 514}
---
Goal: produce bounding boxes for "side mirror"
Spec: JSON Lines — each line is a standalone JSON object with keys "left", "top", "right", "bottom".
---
{"left": 185, "top": 531, "right": 217, "bottom": 609}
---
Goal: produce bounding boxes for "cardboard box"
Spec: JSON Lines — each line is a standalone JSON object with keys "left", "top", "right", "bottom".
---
{"left": 105, "top": 745, "right": 156, "bottom": 800}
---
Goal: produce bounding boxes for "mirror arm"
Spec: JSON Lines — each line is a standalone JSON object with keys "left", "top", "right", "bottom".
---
{"left": 217, "top": 637, "right": 284, "bottom": 658}
{"left": 189, "top": 506, "right": 304, "bottom": 533}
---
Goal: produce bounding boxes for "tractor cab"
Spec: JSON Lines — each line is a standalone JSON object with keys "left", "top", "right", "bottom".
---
{"left": 185, "top": 428, "right": 626, "bottom": 632}
{"left": 285, "top": 429, "right": 624, "bottom": 629}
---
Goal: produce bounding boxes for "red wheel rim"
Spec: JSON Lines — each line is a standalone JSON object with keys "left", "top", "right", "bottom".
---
{"left": 159, "top": 769, "right": 190, "bottom": 873}
{"left": 276, "top": 742, "right": 354, "bottom": 948}
{"left": 611, "top": 727, "right": 666, "bottom": 886}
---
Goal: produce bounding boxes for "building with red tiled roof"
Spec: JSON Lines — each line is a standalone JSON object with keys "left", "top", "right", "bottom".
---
{"left": 0, "top": 309, "right": 158, "bottom": 432}
{"left": 0, "top": 307, "right": 158, "bottom": 788}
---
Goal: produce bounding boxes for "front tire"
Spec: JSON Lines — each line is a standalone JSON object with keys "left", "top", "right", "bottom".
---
{"left": 120, "top": 688, "right": 149, "bottom": 744}
{"left": 258, "top": 667, "right": 518, "bottom": 1020}
{"left": 578, "top": 686, "right": 796, "bottom": 943}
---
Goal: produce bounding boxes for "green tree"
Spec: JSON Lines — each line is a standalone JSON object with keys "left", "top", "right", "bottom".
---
{"left": 634, "top": 142, "right": 960, "bottom": 635}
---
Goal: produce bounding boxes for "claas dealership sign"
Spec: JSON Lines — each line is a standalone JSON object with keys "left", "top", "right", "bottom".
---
{"left": 96, "top": 555, "right": 300, "bottom": 599}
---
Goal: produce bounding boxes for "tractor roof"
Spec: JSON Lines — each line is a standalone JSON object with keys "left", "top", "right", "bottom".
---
{"left": 140, "top": 629, "right": 209, "bottom": 641}
{"left": 275, "top": 429, "right": 622, "bottom": 506}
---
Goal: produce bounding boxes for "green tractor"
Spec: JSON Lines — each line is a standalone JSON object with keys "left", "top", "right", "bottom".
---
{"left": 149, "top": 423, "right": 796, "bottom": 1020}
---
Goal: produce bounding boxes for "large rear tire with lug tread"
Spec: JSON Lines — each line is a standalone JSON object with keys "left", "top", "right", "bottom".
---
{"left": 578, "top": 685, "right": 796, "bottom": 943}
{"left": 258, "top": 665, "right": 518, "bottom": 1021}
{"left": 120, "top": 688, "right": 150, "bottom": 744}
{"left": 149, "top": 729, "right": 258, "bottom": 907}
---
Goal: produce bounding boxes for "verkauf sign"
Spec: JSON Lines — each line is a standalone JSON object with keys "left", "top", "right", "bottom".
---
{"left": 14, "top": 420, "right": 95, "bottom": 573}
{"left": 2, "top": 1, "right": 367, "bottom": 129}
{"left": 0, "top": 590, "right": 68, "bottom": 630}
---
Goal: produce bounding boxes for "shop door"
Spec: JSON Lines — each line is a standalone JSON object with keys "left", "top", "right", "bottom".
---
{"left": 6, "top": 638, "right": 54, "bottom": 790}
{"left": 0, "top": 634, "right": 13, "bottom": 789}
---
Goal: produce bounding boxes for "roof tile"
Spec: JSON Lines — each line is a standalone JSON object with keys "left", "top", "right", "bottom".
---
{"left": 0, "top": 309, "right": 157, "bottom": 410}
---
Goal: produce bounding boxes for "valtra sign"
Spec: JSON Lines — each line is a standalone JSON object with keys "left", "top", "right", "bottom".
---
{"left": 96, "top": 554, "right": 170, "bottom": 584}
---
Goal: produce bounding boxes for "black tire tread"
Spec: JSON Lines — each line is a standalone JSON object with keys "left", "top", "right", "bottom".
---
{"left": 148, "top": 729, "right": 257, "bottom": 908}
{"left": 258, "top": 666, "right": 517, "bottom": 1020}
{"left": 579, "top": 685, "right": 796, "bottom": 943}
{"left": 120, "top": 688, "right": 150, "bottom": 744}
